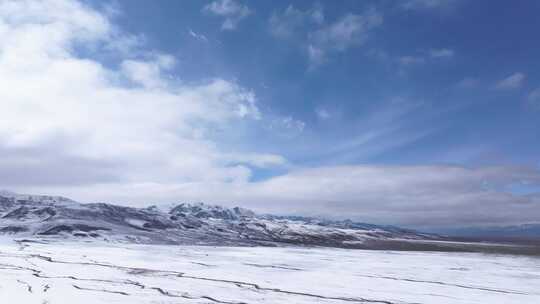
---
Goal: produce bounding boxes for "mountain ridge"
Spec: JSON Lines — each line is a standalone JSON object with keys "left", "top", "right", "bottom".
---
{"left": 2, "top": 191, "right": 539, "bottom": 255}
{"left": 0, "top": 191, "right": 437, "bottom": 248}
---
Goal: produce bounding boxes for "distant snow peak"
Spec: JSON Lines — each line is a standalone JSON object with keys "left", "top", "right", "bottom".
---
{"left": 0, "top": 190, "right": 75, "bottom": 206}
{"left": 0, "top": 190, "right": 17, "bottom": 197}
{"left": 169, "top": 202, "right": 255, "bottom": 220}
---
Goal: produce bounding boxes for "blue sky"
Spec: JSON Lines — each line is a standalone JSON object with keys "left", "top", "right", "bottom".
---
{"left": 111, "top": 0, "right": 540, "bottom": 169}
{"left": 1, "top": 0, "right": 539, "bottom": 228}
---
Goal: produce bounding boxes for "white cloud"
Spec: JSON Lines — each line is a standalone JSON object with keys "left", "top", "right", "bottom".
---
{"left": 225, "top": 153, "right": 287, "bottom": 168}
{"left": 398, "top": 55, "right": 426, "bottom": 66}
{"left": 281, "top": 116, "right": 306, "bottom": 132}
{"left": 398, "top": 48, "right": 454, "bottom": 69}
{"left": 121, "top": 54, "right": 176, "bottom": 89}
{"left": 267, "top": 116, "right": 306, "bottom": 138}
{"left": 309, "top": 10, "right": 383, "bottom": 53}
{"left": 188, "top": 29, "right": 208, "bottom": 42}
{"left": 402, "top": 0, "right": 460, "bottom": 10}
{"left": 269, "top": 4, "right": 324, "bottom": 39}
{"left": 203, "top": 0, "right": 251, "bottom": 31}
{"left": 495, "top": 72, "right": 526, "bottom": 90}
{"left": 259, "top": 165, "right": 540, "bottom": 227}
{"left": 239, "top": 165, "right": 540, "bottom": 228}
{"left": 315, "top": 108, "right": 331, "bottom": 120}
{"left": 307, "top": 44, "right": 325, "bottom": 67}
{"left": 0, "top": 0, "right": 278, "bottom": 192}
{"left": 429, "top": 48, "right": 454, "bottom": 58}
{"left": 270, "top": 6, "right": 382, "bottom": 68}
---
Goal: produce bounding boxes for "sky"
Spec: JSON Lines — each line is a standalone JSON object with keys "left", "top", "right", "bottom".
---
{"left": 0, "top": 0, "right": 539, "bottom": 229}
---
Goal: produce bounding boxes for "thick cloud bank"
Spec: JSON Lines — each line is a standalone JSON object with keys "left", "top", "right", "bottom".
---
{"left": 0, "top": 0, "right": 276, "bottom": 187}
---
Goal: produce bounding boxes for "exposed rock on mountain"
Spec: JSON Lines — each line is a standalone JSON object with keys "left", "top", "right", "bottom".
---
{"left": 0, "top": 192, "right": 441, "bottom": 250}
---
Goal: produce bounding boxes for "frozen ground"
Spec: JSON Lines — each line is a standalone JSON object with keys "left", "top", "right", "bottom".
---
{"left": 0, "top": 239, "right": 539, "bottom": 304}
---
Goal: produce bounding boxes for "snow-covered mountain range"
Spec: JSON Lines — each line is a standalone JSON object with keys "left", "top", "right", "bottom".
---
{"left": 0, "top": 191, "right": 440, "bottom": 248}
{"left": 1, "top": 191, "right": 538, "bottom": 254}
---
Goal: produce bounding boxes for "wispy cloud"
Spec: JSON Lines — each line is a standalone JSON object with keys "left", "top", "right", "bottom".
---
{"left": 203, "top": 0, "right": 251, "bottom": 31}
{"left": 398, "top": 48, "right": 454, "bottom": 68}
{"left": 429, "top": 48, "right": 454, "bottom": 58}
{"left": 495, "top": 72, "right": 526, "bottom": 90}
{"left": 269, "top": 5, "right": 382, "bottom": 68}
{"left": 398, "top": 55, "right": 426, "bottom": 66}
{"left": 188, "top": 29, "right": 208, "bottom": 42}
{"left": 307, "top": 44, "right": 326, "bottom": 67}
{"left": 269, "top": 3, "right": 324, "bottom": 39}
{"left": 315, "top": 108, "right": 331, "bottom": 120}
{"left": 401, "top": 0, "right": 461, "bottom": 11}
{"left": 298, "top": 97, "right": 433, "bottom": 166}
{"left": 267, "top": 116, "right": 306, "bottom": 138}
{"left": 310, "top": 11, "right": 382, "bottom": 50}
{"left": 308, "top": 9, "right": 383, "bottom": 67}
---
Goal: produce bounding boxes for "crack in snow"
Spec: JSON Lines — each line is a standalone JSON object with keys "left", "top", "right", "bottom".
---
{"left": 353, "top": 274, "right": 530, "bottom": 295}
{"left": 243, "top": 263, "right": 303, "bottom": 271}
{"left": 72, "top": 284, "right": 129, "bottom": 296}
{"left": 2, "top": 251, "right": 412, "bottom": 304}
{"left": 16, "top": 279, "right": 32, "bottom": 293}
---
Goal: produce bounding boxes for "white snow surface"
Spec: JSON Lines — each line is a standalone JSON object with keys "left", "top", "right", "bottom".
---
{"left": 0, "top": 239, "right": 539, "bottom": 304}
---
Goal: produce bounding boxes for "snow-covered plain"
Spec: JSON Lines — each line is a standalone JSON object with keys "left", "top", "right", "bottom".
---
{"left": 0, "top": 239, "right": 539, "bottom": 304}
